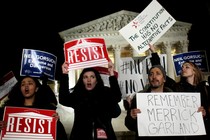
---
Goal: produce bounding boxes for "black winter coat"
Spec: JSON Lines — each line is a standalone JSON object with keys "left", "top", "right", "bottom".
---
{"left": 150, "top": 52, "right": 209, "bottom": 140}
{"left": 0, "top": 104, "right": 68, "bottom": 140}
{"left": 59, "top": 74, "right": 122, "bottom": 140}
{"left": 0, "top": 83, "right": 68, "bottom": 140}
{"left": 124, "top": 87, "right": 183, "bottom": 140}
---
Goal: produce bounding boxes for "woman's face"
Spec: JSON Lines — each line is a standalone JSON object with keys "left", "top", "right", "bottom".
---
{"left": 82, "top": 71, "right": 97, "bottom": 91}
{"left": 20, "top": 77, "right": 38, "bottom": 99}
{"left": 181, "top": 62, "right": 195, "bottom": 78}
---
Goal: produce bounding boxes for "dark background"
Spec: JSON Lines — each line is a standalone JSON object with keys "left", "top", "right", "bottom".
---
{"left": 1, "top": 0, "right": 210, "bottom": 80}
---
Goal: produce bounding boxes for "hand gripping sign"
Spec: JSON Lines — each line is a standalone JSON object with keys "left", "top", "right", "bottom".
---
{"left": 119, "top": 0, "right": 176, "bottom": 54}
{"left": 64, "top": 37, "right": 110, "bottom": 70}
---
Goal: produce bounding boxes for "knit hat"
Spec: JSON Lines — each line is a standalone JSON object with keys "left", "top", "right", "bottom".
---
{"left": 149, "top": 65, "right": 166, "bottom": 80}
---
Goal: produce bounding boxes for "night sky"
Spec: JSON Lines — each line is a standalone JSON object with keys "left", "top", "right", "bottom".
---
{"left": 1, "top": 0, "right": 210, "bottom": 80}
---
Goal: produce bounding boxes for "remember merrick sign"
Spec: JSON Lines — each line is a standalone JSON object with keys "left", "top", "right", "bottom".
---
{"left": 64, "top": 37, "right": 109, "bottom": 70}
{"left": 119, "top": 0, "right": 176, "bottom": 54}
{"left": 136, "top": 92, "right": 206, "bottom": 136}
{"left": 0, "top": 106, "right": 57, "bottom": 140}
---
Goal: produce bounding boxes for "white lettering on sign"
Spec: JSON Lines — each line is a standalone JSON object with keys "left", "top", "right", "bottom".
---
{"left": 7, "top": 116, "right": 52, "bottom": 134}
{"left": 67, "top": 46, "right": 105, "bottom": 63}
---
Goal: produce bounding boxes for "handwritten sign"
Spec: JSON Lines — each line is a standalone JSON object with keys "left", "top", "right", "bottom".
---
{"left": 173, "top": 50, "right": 209, "bottom": 76}
{"left": 118, "top": 57, "right": 145, "bottom": 99}
{"left": 20, "top": 49, "right": 57, "bottom": 81}
{"left": 0, "top": 106, "right": 57, "bottom": 140}
{"left": 118, "top": 54, "right": 167, "bottom": 99}
{"left": 119, "top": 0, "right": 176, "bottom": 53}
{"left": 136, "top": 92, "right": 206, "bottom": 136}
{"left": 64, "top": 37, "right": 109, "bottom": 70}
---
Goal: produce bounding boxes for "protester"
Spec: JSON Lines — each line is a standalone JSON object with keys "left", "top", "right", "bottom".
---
{"left": 59, "top": 61, "right": 122, "bottom": 140}
{"left": 124, "top": 64, "right": 181, "bottom": 140}
{"left": 148, "top": 44, "right": 209, "bottom": 140}
{"left": 0, "top": 75, "right": 68, "bottom": 140}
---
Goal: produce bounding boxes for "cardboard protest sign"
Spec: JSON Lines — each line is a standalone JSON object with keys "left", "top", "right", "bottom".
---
{"left": 173, "top": 50, "right": 209, "bottom": 76}
{"left": 20, "top": 49, "right": 57, "bottom": 81}
{"left": 64, "top": 37, "right": 109, "bottom": 70}
{"left": 136, "top": 92, "right": 206, "bottom": 136}
{"left": 0, "top": 71, "right": 17, "bottom": 100}
{"left": 119, "top": 0, "right": 176, "bottom": 54}
{"left": 118, "top": 57, "right": 145, "bottom": 99}
{"left": 118, "top": 54, "right": 167, "bottom": 99}
{"left": 0, "top": 106, "right": 57, "bottom": 140}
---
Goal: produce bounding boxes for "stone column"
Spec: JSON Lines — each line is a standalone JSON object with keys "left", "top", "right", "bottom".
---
{"left": 132, "top": 48, "right": 139, "bottom": 57}
{"left": 68, "top": 70, "right": 76, "bottom": 89}
{"left": 162, "top": 41, "right": 175, "bottom": 80}
{"left": 180, "top": 40, "right": 189, "bottom": 53}
{"left": 112, "top": 45, "right": 121, "bottom": 72}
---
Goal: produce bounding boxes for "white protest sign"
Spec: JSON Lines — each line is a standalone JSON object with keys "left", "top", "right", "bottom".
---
{"left": 118, "top": 57, "right": 145, "bottom": 99}
{"left": 119, "top": 0, "right": 176, "bottom": 54}
{"left": 0, "top": 71, "right": 17, "bottom": 100}
{"left": 136, "top": 92, "right": 206, "bottom": 136}
{"left": 118, "top": 54, "right": 167, "bottom": 99}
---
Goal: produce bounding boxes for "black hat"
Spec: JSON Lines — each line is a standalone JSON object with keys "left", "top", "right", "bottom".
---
{"left": 149, "top": 65, "right": 166, "bottom": 80}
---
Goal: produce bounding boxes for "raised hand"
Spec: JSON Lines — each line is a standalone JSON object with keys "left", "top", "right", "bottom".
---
{"left": 149, "top": 44, "right": 155, "bottom": 53}
{"left": 108, "top": 60, "right": 115, "bottom": 76}
{"left": 62, "top": 62, "right": 70, "bottom": 74}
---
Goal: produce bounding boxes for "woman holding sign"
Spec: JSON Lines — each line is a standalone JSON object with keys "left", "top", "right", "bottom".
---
{"left": 0, "top": 75, "right": 68, "bottom": 140}
{"left": 59, "top": 60, "right": 122, "bottom": 140}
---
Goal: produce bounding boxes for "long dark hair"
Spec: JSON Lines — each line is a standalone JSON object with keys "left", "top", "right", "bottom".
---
{"left": 71, "top": 67, "right": 104, "bottom": 93}
{"left": 5, "top": 76, "right": 41, "bottom": 107}
{"left": 5, "top": 75, "right": 57, "bottom": 109}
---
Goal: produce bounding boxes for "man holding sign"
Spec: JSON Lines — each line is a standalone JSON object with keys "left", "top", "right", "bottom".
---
{"left": 124, "top": 65, "right": 207, "bottom": 140}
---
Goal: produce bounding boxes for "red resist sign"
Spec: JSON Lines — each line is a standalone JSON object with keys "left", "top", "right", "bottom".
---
{"left": 0, "top": 106, "right": 57, "bottom": 140}
{"left": 64, "top": 37, "right": 109, "bottom": 70}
